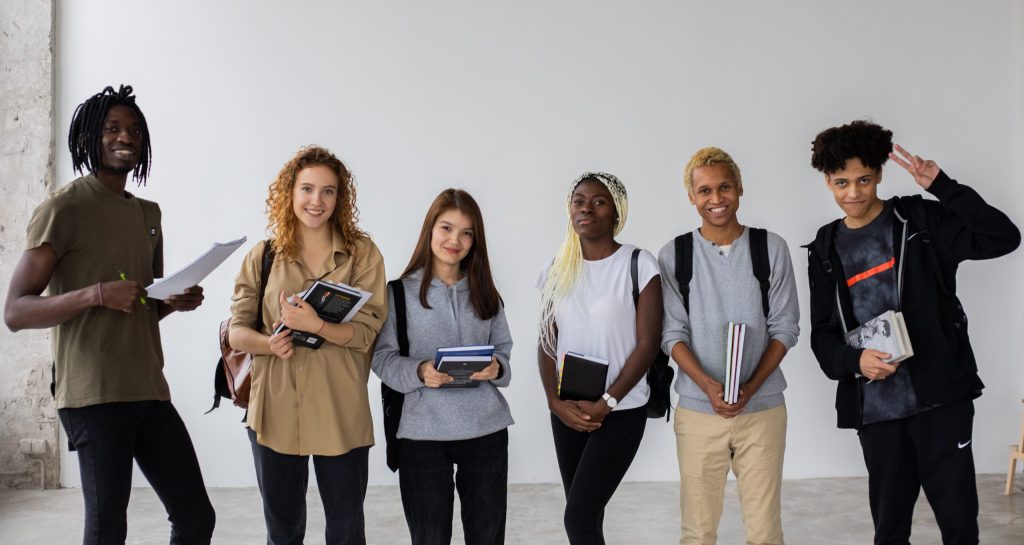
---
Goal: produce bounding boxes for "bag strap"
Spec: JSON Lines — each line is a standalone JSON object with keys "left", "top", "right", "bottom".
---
{"left": 630, "top": 248, "right": 641, "bottom": 305}
{"left": 748, "top": 227, "right": 771, "bottom": 318}
{"left": 675, "top": 233, "right": 694, "bottom": 313}
{"left": 388, "top": 279, "right": 409, "bottom": 357}
{"left": 255, "top": 241, "right": 275, "bottom": 334}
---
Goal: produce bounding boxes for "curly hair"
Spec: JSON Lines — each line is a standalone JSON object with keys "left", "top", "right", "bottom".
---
{"left": 265, "top": 146, "right": 366, "bottom": 259}
{"left": 811, "top": 120, "right": 893, "bottom": 175}
{"left": 683, "top": 147, "right": 742, "bottom": 195}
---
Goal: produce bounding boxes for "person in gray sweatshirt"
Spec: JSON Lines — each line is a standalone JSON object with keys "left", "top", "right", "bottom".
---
{"left": 372, "top": 188, "right": 513, "bottom": 545}
{"left": 659, "top": 147, "right": 800, "bottom": 545}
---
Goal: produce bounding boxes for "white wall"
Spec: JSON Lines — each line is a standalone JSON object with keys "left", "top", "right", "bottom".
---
{"left": 55, "top": 0, "right": 1024, "bottom": 487}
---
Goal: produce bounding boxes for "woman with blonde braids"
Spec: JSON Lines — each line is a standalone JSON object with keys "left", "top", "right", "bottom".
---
{"left": 535, "top": 172, "right": 663, "bottom": 545}
{"left": 229, "top": 146, "right": 386, "bottom": 545}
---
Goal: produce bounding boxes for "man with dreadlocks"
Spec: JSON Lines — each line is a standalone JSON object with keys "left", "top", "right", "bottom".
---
{"left": 4, "top": 85, "right": 216, "bottom": 544}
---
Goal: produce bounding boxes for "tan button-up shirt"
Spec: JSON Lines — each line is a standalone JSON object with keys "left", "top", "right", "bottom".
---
{"left": 230, "top": 233, "right": 387, "bottom": 456}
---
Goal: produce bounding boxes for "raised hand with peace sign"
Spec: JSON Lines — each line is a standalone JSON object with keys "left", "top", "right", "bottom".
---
{"left": 888, "top": 143, "right": 940, "bottom": 189}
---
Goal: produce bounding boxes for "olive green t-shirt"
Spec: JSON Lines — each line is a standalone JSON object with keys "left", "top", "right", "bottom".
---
{"left": 26, "top": 175, "right": 169, "bottom": 408}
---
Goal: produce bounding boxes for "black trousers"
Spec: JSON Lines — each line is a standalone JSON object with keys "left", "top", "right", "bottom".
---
{"left": 57, "top": 400, "right": 215, "bottom": 545}
{"left": 398, "top": 429, "right": 509, "bottom": 545}
{"left": 550, "top": 406, "right": 647, "bottom": 545}
{"left": 858, "top": 398, "right": 979, "bottom": 545}
{"left": 247, "top": 429, "right": 369, "bottom": 545}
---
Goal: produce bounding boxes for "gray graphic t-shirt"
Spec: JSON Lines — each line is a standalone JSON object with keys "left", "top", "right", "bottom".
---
{"left": 835, "top": 202, "right": 922, "bottom": 425}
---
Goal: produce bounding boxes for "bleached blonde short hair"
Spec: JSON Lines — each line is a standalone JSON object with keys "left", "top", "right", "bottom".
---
{"left": 683, "top": 147, "right": 743, "bottom": 195}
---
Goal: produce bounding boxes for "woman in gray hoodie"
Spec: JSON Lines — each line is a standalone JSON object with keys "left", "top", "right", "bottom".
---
{"left": 372, "top": 188, "right": 513, "bottom": 545}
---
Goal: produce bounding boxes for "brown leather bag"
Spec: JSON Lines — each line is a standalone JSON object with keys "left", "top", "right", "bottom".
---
{"left": 208, "top": 241, "right": 275, "bottom": 412}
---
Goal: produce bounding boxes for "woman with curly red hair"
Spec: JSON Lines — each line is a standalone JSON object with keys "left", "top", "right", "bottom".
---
{"left": 229, "top": 146, "right": 387, "bottom": 545}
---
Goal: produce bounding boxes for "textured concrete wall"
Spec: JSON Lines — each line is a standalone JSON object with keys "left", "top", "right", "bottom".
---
{"left": 0, "top": 0, "right": 58, "bottom": 489}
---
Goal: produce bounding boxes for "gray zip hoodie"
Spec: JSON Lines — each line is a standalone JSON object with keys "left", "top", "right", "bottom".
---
{"left": 371, "top": 269, "right": 514, "bottom": 441}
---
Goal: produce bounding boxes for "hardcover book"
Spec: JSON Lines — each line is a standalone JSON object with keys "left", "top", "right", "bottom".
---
{"left": 845, "top": 310, "right": 914, "bottom": 363}
{"left": 434, "top": 345, "right": 495, "bottom": 388}
{"left": 724, "top": 322, "right": 746, "bottom": 404}
{"left": 557, "top": 352, "right": 609, "bottom": 402}
{"left": 274, "top": 280, "right": 372, "bottom": 349}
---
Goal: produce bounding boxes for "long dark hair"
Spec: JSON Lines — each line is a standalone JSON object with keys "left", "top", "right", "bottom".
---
{"left": 401, "top": 189, "right": 502, "bottom": 320}
{"left": 68, "top": 85, "right": 152, "bottom": 184}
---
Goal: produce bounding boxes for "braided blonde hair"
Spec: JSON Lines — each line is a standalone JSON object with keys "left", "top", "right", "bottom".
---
{"left": 538, "top": 172, "right": 629, "bottom": 357}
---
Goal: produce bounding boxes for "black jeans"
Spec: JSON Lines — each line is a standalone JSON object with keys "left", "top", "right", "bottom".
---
{"left": 57, "top": 400, "right": 215, "bottom": 545}
{"left": 248, "top": 428, "right": 369, "bottom": 545}
{"left": 398, "top": 429, "right": 509, "bottom": 545}
{"left": 858, "top": 398, "right": 978, "bottom": 545}
{"left": 550, "top": 406, "right": 647, "bottom": 545}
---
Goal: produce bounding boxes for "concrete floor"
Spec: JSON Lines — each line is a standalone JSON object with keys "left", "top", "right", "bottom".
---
{"left": 0, "top": 474, "right": 1020, "bottom": 544}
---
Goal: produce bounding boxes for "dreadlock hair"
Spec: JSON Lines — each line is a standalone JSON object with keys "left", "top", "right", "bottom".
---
{"left": 401, "top": 189, "right": 503, "bottom": 320}
{"left": 538, "top": 172, "right": 629, "bottom": 358}
{"left": 265, "top": 145, "right": 367, "bottom": 260}
{"left": 68, "top": 85, "right": 152, "bottom": 184}
{"left": 811, "top": 120, "right": 894, "bottom": 175}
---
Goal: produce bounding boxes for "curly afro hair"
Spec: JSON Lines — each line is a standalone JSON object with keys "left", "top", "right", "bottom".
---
{"left": 811, "top": 120, "right": 893, "bottom": 175}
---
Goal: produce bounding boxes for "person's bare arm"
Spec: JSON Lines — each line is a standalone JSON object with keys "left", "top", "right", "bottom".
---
{"left": 4, "top": 244, "right": 144, "bottom": 331}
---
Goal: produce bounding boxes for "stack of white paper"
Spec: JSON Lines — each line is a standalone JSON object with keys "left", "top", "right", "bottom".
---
{"left": 724, "top": 322, "right": 746, "bottom": 404}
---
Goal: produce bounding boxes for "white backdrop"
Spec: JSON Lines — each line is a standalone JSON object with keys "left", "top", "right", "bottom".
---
{"left": 54, "top": 1, "right": 1024, "bottom": 487}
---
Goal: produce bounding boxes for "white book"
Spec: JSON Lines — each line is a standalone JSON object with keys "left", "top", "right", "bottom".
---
{"left": 724, "top": 322, "right": 746, "bottom": 404}
{"left": 845, "top": 310, "right": 914, "bottom": 363}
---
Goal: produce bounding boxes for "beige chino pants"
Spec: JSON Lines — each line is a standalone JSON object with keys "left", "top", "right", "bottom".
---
{"left": 674, "top": 404, "right": 787, "bottom": 545}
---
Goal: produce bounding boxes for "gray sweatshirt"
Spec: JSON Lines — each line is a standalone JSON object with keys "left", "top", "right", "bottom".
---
{"left": 658, "top": 228, "right": 800, "bottom": 415}
{"left": 371, "top": 269, "right": 514, "bottom": 441}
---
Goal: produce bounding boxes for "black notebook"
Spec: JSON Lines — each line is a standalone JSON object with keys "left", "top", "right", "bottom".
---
{"left": 557, "top": 352, "right": 609, "bottom": 402}
{"left": 274, "top": 280, "right": 371, "bottom": 349}
{"left": 434, "top": 345, "right": 495, "bottom": 388}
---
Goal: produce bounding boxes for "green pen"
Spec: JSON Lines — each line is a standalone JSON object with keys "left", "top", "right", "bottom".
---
{"left": 118, "top": 271, "right": 147, "bottom": 306}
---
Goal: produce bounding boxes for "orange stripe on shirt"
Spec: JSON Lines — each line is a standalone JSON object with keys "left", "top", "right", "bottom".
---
{"left": 846, "top": 257, "right": 895, "bottom": 287}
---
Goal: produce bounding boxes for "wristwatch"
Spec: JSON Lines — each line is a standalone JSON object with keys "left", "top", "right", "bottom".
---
{"left": 601, "top": 392, "right": 618, "bottom": 409}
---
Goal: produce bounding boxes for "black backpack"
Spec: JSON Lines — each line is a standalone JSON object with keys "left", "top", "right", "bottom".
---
{"left": 380, "top": 279, "right": 408, "bottom": 472}
{"left": 630, "top": 248, "right": 673, "bottom": 421}
{"left": 632, "top": 229, "right": 772, "bottom": 421}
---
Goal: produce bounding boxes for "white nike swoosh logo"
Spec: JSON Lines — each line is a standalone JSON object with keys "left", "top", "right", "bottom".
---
{"left": 958, "top": 440, "right": 971, "bottom": 449}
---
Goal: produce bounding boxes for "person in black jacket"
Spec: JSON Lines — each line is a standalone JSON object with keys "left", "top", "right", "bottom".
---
{"left": 805, "top": 120, "right": 1020, "bottom": 545}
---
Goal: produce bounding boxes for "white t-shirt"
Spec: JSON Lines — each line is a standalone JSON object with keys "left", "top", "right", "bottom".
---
{"left": 536, "top": 244, "right": 660, "bottom": 411}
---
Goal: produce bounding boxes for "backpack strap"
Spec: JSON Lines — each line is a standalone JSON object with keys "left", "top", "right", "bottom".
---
{"left": 748, "top": 228, "right": 771, "bottom": 318}
{"left": 630, "top": 248, "right": 641, "bottom": 305}
{"left": 255, "top": 241, "right": 275, "bottom": 334}
{"left": 675, "top": 233, "right": 694, "bottom": 313}
{"left": 389, "top": 279, "right": 409, "bottom": 357}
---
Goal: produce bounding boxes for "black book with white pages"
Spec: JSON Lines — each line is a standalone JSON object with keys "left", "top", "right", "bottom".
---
{"left": 435, "top": 345, "right": 495, "bottom": 388}
{"left": 557, "top": 352, "right": 609, "bottom": 402}
{"left": 274, "top": 280, "right": 372, "bottom": 349}
{"left": 845, "top": 310, "right": 914, "bottom": 363}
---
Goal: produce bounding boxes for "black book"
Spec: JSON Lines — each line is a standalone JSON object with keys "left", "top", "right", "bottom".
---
{"left": 557, "top": 352, "right": 609, "bottom": 402}
{"left": 274, "top": 280, "right": 371, "bottom": 349}
{"left": 434, "top": 345, "right": 494, "bottom": 388}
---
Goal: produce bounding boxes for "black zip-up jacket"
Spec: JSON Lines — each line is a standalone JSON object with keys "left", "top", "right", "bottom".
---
{"left": 806, "top": 171, "right": 1020, "bottom": 429}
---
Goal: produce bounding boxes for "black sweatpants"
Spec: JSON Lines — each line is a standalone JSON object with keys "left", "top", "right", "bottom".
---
{"left": 57, "top": 400, "right": 216, "bottom": 545}
{"left": 550, "top": 406, "right": 647, "bottom": 545}
{"left": 858, "top": 398, "right": 978, "bottom": 545}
